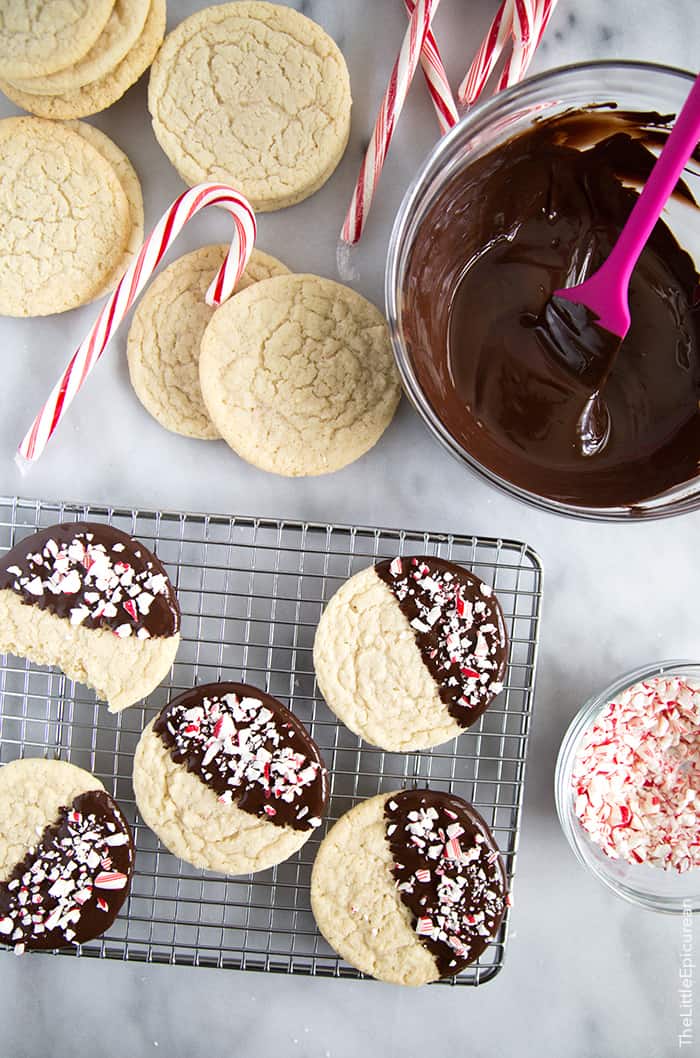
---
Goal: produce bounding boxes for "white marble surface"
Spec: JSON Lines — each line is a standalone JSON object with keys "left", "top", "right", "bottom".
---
{"left": 1, "top": 1, "right": 699, "bottom": 1055}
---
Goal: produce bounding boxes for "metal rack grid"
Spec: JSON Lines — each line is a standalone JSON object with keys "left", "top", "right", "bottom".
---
{"left": 0, "top": 495, "right": 543, "bottom": 986}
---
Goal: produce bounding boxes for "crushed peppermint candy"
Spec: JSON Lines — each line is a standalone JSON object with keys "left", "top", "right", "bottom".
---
{"left": 0, "top": 790, "right": 134, "bottom": 953}
{"left": 0, "top": 523, "right": 180, "bottom": 639}
{"left": 154, "top": 683, "right": 328, "bottom": 832}
{"left": 385, "top": 790, "right": 507, "bottom": 978}
{"left": 572, "top": 675, "right": 700, "bottom": 873}
{"left": 375, "top": 556, "right": 508, "bottom": 728}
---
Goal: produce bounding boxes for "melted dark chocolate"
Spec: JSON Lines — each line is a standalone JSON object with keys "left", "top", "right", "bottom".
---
{"left": 154, "top": 682, "right": 328, "bottom": 831}
{"left": 0, "top": 790, "right": 134, "bottom": 952}
{"left": 0, "top": 522, "right": 180, "bottom": 639}
{"left": 385, "top": 789, "right": 507, "bottom": 977}
{"left": 404, "top": 108, "right": 700, "bottom": 508}
{"left": 375, "top": 556, "right": 508, "bottom": 729}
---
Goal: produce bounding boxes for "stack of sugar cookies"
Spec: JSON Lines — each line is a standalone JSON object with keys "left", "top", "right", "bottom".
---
{"left": 0, "top": 116, "right": 143, "bottom": 316}
{"left": 127, "top": 251, "right": 402, "bottom": 477}
{"left": 0, "top": 0, "right": 166, "bottom": 118}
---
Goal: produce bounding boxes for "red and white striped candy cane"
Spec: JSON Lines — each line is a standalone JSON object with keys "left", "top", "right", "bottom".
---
{"left": 341, "top": 0, "right": 442, "bottom": 246}
{"left": 18, "top": 183, "right": 256, "bottom": 464}
{"left": 497, "top": 0, "right": 559, "bottom": 91}
{"left": 403, "top": 0, "right": 458, "bottom": 134}
{"left": 457, "top": 0, "right": 513, "bottom": 108}
{"left": 459, "top": 0, "right": 559, "bottom": 107}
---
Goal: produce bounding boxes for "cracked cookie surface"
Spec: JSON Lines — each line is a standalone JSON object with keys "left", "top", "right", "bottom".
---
{"left": 199, "top": 273, "right": 401, "bottom": 476}
{"left": 148, "top": 1, "right": 352, "bottom": 211}
{"left": 127, "top": 245, "right": 290, "bottom": 439}
{"left": 0, "top": 0, "right": 166, "bottom": 119}
{"left": 9, "top": 0, "right": 150, "bottom": 96}
{"left": 0, "top": 116, "right": 131, "bottom": 316}
{"left": 134, "top": 682, "right": 328, "bottom": 874}
{"left": 0, "top": 0, "right": 115, "bottom": 80}
{"left": 66, "top": 120, "right": 144, "bottom": 300}
{"left": 311, "top": 792, "right": 440, "bottom": 987}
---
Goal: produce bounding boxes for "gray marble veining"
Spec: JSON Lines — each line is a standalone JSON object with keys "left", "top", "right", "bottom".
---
{"left": 0, "top": 1, "right": 699, "bottom": 1056}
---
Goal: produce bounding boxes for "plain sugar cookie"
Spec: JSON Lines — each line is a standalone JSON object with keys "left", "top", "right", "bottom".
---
{"left": 8, "top": 0, "right": 151, "bottom": 96}
{"left": 0, "top": 0, "right": 115, "bottom": 80}
{"left": 0, "top": 521, "right": 180, "bottom": 711}
{"left": 0, "top": 758, "right": 134, "bottom": 953}
{"left": 65, "top": 120, "right": 144, "bottom": 300}
{"left": 313, "top": 556, "right": 509, "bottom": 751}
{"left": 127, "top": 245, "right": 290, "bottom": 439}
{"left": 199, "top": 273, "right": 401, "bottom": 476}
{"left": 0, "top": 117, "right": 130, "bottom": 316}
{"left": 133, "top": 682, "right": 329, "bottom": 874}
{"left": 0, "top": 0, "right": 166, "bottom": 119}
{"left": 310, "top": 789, "right": 507, "bottom": 985}
{"left": 148, "top": 1, "right": 352, "bottom": 211}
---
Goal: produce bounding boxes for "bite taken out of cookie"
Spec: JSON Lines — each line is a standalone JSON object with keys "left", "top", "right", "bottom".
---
{"left": 313, "top": 556, "right": 509, "bottom": 752}
{"left": 133, "top": 682, "right": 329, "bottom": 875}
{"left": 0, "top": 521, "right": 180, "bottom": 711}
{"left": 0, "top": 758, "right": 134, "bottom": 954}
{"left": 311, "top": 789, "right": 507, "bottom": 986}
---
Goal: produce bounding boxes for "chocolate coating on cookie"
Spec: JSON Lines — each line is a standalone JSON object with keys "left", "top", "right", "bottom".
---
{"left": 154, "top": 682, "right": 328, "bottom": 831}
{"left": 0, "top": 790, "right": 134, "bottom": 952}
{"left": 375, "top": 557, "right": 508, "bottom": 728}
{"left": 385, "top": 789, "right": 507, "bottom": 977}
{"left": 0, "top": 522, "right": 180, "bottom": 639}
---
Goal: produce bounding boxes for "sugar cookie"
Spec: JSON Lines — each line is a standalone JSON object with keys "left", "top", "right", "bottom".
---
{"left": 0, "top": 0, "right": 166, "bottom": 119}
{"left": 0, "top": 758, "right": 134, "bottom": 953}
{"left": 0, "top": 0, "right": 115, "bottom": 80}
{"left": 148, "top": 1, "right": 351, "bottom": 210}
{"left": 127, "top": 245, "right": 289, "bottom": 439}
{"left": 0, "top": 117, "right": 130, "bottom": 317}
{"left": 9, "top": 0, "right": 150, "bottom": 96}
{"left": 310, "top": 789, "right": 507, "bottom": 985}
{"left": 65, "top": 120, "right": 144, "bottom": 299}
{"left": 313, "top": 556, "right": 508, "bottom": 751}
{"left": 0, "top": 522, "right": 180, "bottom": 711}
{"left": 133, "top": 682, "right": 328, "bottom": 874}
{"left": 199, "top": 273, "right": 401, "bottom": 476}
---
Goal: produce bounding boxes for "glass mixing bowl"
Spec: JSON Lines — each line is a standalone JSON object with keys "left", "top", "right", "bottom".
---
{"left": 555, "top": 660, "right": 700, "bottom": 914}
{"left": 385, "top": 62, "right": 700, "bottom": 521}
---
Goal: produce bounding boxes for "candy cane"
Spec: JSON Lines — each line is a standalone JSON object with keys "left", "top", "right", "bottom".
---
{"left": 341, "top": 0, "right": 442, "bottom": 246}
{"left": 457, "top": 0, "right": 513, "bottom": 108}
{"left": 497, "top": 0, "right": 559, "bottom": 91}
{"left": 403, "top": 0, "right": 458, "bottom": 134}
{"left": 18, "top": 184, "right": 256, "bottom": 464}
{"left": 459, "top": 0, "right": 559, "bottom": 107}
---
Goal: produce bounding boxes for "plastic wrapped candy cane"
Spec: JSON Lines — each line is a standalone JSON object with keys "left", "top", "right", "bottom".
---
{"left": 17, "top": 183, "right": 256, "bottom": 466}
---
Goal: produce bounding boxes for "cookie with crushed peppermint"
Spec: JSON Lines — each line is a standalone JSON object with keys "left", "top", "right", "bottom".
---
{"left": 311, "top": 788, "right": 507, "bottom": 985}
{"left": 133, "top": 682, "right": 329, "bottom": 874}
{"left": 0, "top": 521, "right": 180, "bottom": 711}
{"left": 0, "top": 759, "right": 134, "bottom": 954}
{"left": 313, "top": 556, "right": 508, "bottom": 751}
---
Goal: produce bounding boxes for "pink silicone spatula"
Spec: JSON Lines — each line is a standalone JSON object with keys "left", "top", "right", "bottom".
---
{"left": 551, "top": 72, "right": 700, "bottom": 351}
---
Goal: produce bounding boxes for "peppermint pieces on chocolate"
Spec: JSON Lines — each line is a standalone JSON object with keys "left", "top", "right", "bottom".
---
{"left": 153, "top": 683, "right": 328, "bottom": 831}
{"left": 0, "top": 522, "right": 180, "bottom": 639}
{"left": 375, "top": 556, "right": 508, "bottom": 728}
{"left": 0, "top": 790, "right": 134, "bottom": 953}
{"left": 385, "top": 789, "right": 507, "bottom": 977}
{"left": 573, "top": 675, "right": 700, "bottom": 873}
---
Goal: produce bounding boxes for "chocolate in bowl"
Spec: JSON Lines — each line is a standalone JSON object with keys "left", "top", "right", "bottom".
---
{"left": 386, "top": 63, "right": 700, "bottom": 521}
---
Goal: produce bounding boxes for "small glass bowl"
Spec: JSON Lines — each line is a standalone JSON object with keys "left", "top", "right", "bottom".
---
{"left": 385, "top": 61, "right": 700, "bottom": 521}
{"left": 555, "top": 660, "right": 700, "bottom": 914}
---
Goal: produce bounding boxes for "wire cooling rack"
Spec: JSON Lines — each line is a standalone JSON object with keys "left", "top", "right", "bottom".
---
{"left": 0, "top": 495, "right": 542, "bottom": 986}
